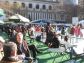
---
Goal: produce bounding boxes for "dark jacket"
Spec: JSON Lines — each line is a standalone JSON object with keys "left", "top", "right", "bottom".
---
{"left": 17, "top": 40, "right": 30, "bottom": 57}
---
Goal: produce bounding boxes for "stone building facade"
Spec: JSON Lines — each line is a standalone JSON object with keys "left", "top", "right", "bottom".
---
{"left": 1, "top": 0, "right": 72, "bottom": 23}
{"left": 78, "top": 0, "right": 84, "bottom": 20}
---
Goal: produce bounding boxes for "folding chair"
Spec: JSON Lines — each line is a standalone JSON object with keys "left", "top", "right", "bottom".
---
{"left": 30, "top": 35, "right": 35, "bottom": 43}
{"left": 46, "top": 35, "right": 67, "bottom": 62}
{"left": 56, "top": 35, "right": 84, "bottom": 63}
{"left": 47, "top": 44, "right": 69, "bottom": 63}
{"left": 71, "top": 41, "right": 84, "bottom": 62}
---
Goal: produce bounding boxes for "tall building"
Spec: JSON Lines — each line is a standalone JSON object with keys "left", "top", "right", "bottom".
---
{"left": 78, "top": 0, "right": 84, "bottom": 7}
{"left": 1, "top": 0, "right": 67, "bottom": 22}
{"left": 1, "top": 0, "right": 74, "bottom": 23}
{"left": 78, "top": 0, "right": 84, "bottom": 20}
{"left": 64, "top": 0, "right": 78, "bottom": 5}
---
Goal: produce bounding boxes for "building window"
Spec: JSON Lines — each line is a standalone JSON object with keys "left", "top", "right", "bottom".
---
{"left": 28, "top": 14, "right": 31, "bottom": 21}
{"left": 49, "top": 5, "right": 52, "bottom": 10}
{"left": 42, "top": 5, "right": 46, "bottom": 9}
{"left": 36, "top": 4, "right": 39, "bottom": 9}
{"left": 60, "top": 14, "right": 65, "bottom": 20}
{"left": 36, "top": 13, "right": 38, "bottom": 20}
{"left": 29, "top": 3, "right": 32, "bottom": 8}
{"left": 22, "top": 3, "right": 25, "bottom": 8}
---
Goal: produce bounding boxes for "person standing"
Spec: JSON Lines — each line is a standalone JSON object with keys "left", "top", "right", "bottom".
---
{"left": 74, "top": 24, "right": 81, "bottom": 37}
{"left": 45, "top": 22, "right": 53, "bottom": 46}
{"left": 61, "top": 26, "right": 65, "bottom": 35}
{"left": 70, "top": 25, "right": 75, "bottom": 35}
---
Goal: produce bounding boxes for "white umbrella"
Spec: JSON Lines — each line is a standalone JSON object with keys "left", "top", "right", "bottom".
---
{"left": 9, "top": 14, "right": 30, "bottom": 23}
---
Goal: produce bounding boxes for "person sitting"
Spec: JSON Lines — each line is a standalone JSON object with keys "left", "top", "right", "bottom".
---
{"left": 15, "top": 31, "right": 41, "bottom": 60}
{"left": 48, "top": 32, "right": 60, "bottom": 48}
{"left": 0, "top": 42, "right": 22, "bottom": 63}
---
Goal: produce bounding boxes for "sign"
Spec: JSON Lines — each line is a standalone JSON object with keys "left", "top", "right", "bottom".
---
{"left": 72, "top": 17, "right": 78, "bottom": 25}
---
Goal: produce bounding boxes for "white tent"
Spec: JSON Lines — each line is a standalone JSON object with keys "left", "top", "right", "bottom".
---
{"left": 79, "top": 20, "right": 84, "bottom": 24}
{"left": 9, "top": 14, "right": 30, "bottom": 23}
{"left": 79, "top": 20, "right": 84, "bottom": 27}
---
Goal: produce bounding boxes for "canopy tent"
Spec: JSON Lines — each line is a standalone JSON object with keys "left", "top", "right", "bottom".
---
{"left": 49, "top": 19, "right": 66, "bottom": 23}
{"left": 8, "top": 14, "right": 30, "bottom": 23}
{"left": 31, "top": 19, "right": 57, "bottom": 24}
{"left": 31, "top": 19, "right": 67, "bottom": 26}
{"left": 31, "top": 19, "right": 49, "bottom": 25}
{"left": 32, "top": 19, "right": 48, "bottom": 23}
{"left": 79, "top": 20, "right": 84, "bottom": 27}
{"left": 79, "top": 20, "right": 84, "bottom": 24}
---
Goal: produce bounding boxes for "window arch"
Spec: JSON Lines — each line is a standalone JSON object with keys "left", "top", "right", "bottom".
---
{"left": 29, "top": 3, "right": 32, "bottom": 8}
{"left": 42, "top": 5, "right": 46, "bottom": 9}
{"left": 36, "top": 4, "right": 39, "bottom": 9}
{"left": 49, "top": 5, "right": 52, "bottom": 10}
{"left": 22, "top": 3, "right": 25, "bottom": 8}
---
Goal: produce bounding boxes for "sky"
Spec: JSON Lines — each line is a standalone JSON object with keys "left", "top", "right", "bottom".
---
{"left": 72, "top": 0, "right": 78, "bottom": 5}
{"left": 64, "top": 0, "right": 78, "bottom": 5}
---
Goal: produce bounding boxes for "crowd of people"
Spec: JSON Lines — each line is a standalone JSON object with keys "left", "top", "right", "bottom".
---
{"left": 0, "top": 24, "right": 43, "bottom": 63}
{"left": 0, "top": 23, "right": 84, "bottom": 63}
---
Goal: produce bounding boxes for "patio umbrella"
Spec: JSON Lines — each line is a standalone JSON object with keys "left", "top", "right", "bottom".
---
{"left": 31, "top": 19, "right": 48, "bottom": 25}
{"left": 9, "top": 14, "right": 30, "bottom": 23}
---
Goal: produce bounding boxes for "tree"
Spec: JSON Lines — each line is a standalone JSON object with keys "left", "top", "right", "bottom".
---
{"left": 0, "top": 1, "right": 12, "bottom": 10}
{"left": 0, "top": 1, "right": 14, "bottom": 16}
{"left": 12, "top": 2, "right": 22, "bottom": 13}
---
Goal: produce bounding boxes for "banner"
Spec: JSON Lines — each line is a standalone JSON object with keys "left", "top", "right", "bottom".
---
{"left": 72, "top": 17, "right": 78, "bottom": 25}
